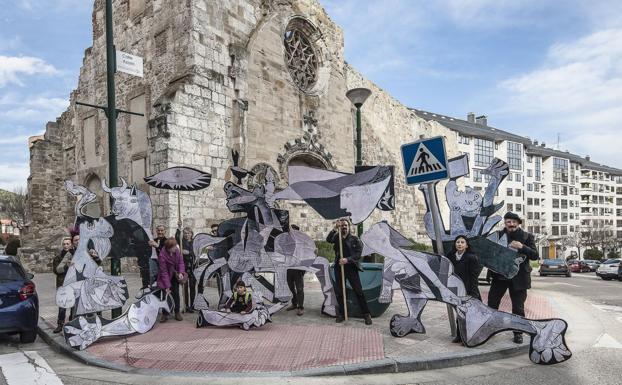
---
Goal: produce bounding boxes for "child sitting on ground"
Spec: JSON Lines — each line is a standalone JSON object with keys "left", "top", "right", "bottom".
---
{"left": 223, "top": 281, "right": 253, "bottom": 314}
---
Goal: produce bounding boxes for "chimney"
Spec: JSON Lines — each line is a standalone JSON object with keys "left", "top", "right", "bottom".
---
{"left": 534, "top": 140, "right": 539, "bottom": 146}
{"left": 586, "top": 155, "right": 591, "bottom": 161}
{"left": 475, "top": 115, "right": 487, "bottom": 126}
{"left": 540, "top": 142, "right": 545, "bottom": 147}
{"left": 467, "top": 112, "right": 475, "bottom": 123}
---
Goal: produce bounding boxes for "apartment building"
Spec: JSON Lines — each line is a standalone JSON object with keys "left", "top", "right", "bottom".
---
{"left": 412, "top": 109, "right": 622, "bottom": 259}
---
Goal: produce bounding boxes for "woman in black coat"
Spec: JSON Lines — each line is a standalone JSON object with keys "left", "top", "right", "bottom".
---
{"left": 446, "top": 235, "right": 482, "bottom": 343}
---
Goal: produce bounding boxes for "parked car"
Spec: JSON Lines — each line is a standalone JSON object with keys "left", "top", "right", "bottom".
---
{"left": 0, "top": 255, "right": 39, "bottom": 343}
{"left": 539, "top": 259, "right": 571, "bottom": 277}
{"left": 568, "top": 260, "right": 591, "bottom": 273}
{"left": 596, "top": 259, "right": 621, "bottom": 281}
{"left": 583, "top": 259, "right": 601, "bottom": 272}
{"left": 0, "top": 245, "right": 5, "bottom": 255}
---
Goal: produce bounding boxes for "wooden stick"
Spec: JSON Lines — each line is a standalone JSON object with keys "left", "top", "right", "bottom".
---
{"left": 338, "top": 231, "right": 348, "bottom": 321}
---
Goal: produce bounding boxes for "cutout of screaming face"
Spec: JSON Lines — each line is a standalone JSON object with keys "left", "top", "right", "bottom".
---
{"left": 447, "top": 187, "right": 482, "bottom": 217}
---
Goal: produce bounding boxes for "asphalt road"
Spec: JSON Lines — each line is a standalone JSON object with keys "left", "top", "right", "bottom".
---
{"left": 0, "top": 272, "right": 620, "bottom": 384}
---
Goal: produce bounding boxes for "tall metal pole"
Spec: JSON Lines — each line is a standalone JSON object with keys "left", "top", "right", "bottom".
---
{"left": 427, "top": 182, "right": 456, "bottom": 336}
{"left": 105, "top": 0, "right": 121, "bottom": 318}
{"left": 355, "top": 105, "right": 363, "bottom": 238}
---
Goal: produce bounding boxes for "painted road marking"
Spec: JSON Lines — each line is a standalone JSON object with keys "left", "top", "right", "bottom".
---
{"left": 0, "top": 351, "right": 63, "bottom": 385}
{"left": 594, "top": 333, "right": 622, "bottom": 349}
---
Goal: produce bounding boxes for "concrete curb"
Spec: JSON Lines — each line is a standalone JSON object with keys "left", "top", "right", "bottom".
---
{"left": 37, "top": 316, "right": 528, "bottom": 378}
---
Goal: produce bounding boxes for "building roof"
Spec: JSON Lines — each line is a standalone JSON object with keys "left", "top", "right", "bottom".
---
{"left": 411, "top": 108, "right": 622, "bottom": 176}
{"left": 410, "top": 108, "right": 531, "bottom": 145}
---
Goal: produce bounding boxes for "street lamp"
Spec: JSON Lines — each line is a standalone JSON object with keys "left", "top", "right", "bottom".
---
{"left": 346, "top": 87, "right": 372, "bottom": 238}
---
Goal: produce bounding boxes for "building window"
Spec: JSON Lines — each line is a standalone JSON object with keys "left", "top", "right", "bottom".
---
{"left": 561, "top": 199, "right": 568, "bottom": 209}
{"left": 561, "top": 213, "right": 568, "bottom": 222}
{"left": 553, "top": 212, "right": 560, "bottom": 222}
{"left": 507, "top": 203, "right": 513, "bottom": 212}
{"left": 129, "top": 94, "right": 148, "bottom": 154}
{"left": 552, "top": 226, "right": 559, "bottom": 236}
{"left": 516, "top": 204, "right": 522, "bottom": 212}
{"left": 458, "top": 134, "right": 470, "bottom": 145}
{"left": 527, "top": 169, "right": 533, "bottom": 177}
{"left": 473, "top": 169, "right": 482, "bottom": 182}
{"left": 534, "top": 183, "right": 540, "bottom": 192}
{"left": 553, "top": 157, "right": 569, "bottom": 183}
{"left": 474, "top": 138, "right": 494, "bottom": 167}
{"left": 516, "top": 173, "right": 522, "bottom": 182}
{"left": 560, "top": 226, "right": 568, "bottom": 236}
{"left": 527, "top": 156, "right": 533, "bottom": 163}
{"left": 552, "top": 185, "right": 560, "bottom": 195}
{"left": 284, "top": 18, "right": 319, "bottom": 92}
{"left": 528, "top": 212, "right": 534, "bottom": 219}
{"left": 534, "top": 212, "right": 541, "bottom": 220}
{"left": 534, "top": 198, "right": 540, "bottom": 205}
{"left": 507, "top": 141, "right": 522, "bottom": 170}
{"left": 527, "top": 198, "right": 533, "bottom": 205}
{"left": 553, "top": 199, "right": 559, "bottom": 208}
{"left": 527, "top": 183, "right": 533, "bottom": 191}
{"left": 507, "top": 188, "right": 513, "bottom": 196}
{"left": 516, "top": 189, "right": 522, "bottom": 197}
{"left": 535, "top": 157, "right": 541, "bottom": 181}
{"left": 507, "top": 173, "right": 513, "bottom": 181}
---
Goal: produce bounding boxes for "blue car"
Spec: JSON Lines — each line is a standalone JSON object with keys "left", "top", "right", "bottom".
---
{"left": 0, "top": 255, "right": 39, "bottom": 343}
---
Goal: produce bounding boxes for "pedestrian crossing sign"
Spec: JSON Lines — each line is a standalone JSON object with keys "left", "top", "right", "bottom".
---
{"left": 400, "top": 136, "right": 449, "bottom": 185}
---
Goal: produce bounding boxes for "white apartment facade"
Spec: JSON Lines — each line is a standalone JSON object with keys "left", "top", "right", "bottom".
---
{"left": 412, "top": 109, "right": 622, "bottom": 259}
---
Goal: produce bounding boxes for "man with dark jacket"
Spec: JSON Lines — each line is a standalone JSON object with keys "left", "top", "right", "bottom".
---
{"left": 326, "top": 219, "right": 372, "bottom": 325}
{"left": 487, "top": 212, "right": 539, "bottom": 343}
{"left": 52, "top": 237, "right": 73, "bottom": 333}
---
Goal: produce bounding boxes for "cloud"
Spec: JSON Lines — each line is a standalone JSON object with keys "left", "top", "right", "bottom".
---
{"left": 0, "top": 163, "right": 30, "bottom": 191}
{"left": 0, "top": 93, "right": 68, "bottom": 124}
{"left": 0, "top": 55, "right": 60, "bottom": 87}
{"left": 496, "top": 27, "right": 622, "bottom": 168}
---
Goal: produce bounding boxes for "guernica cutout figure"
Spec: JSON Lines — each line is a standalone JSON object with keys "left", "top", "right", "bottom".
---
{"left": 58, "top": 180, "right": 173, "bottom": 350}
{"left": 191, "top": 158, "right": 339, "bottom": 330}
{"left": 272, "top": 162, "right": 571, "bottom": 365}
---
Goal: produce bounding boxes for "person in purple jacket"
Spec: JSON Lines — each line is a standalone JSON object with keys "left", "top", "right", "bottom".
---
{"left": 158, "top": 237, "right": 185, "bottom": 322}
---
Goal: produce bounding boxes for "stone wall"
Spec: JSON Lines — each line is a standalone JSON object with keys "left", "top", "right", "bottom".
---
{"left": 26, "top": 0, "right": 458, "bottom": 270}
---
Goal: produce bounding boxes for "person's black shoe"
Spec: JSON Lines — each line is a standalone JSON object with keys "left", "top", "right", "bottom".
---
{"left": 364, "top": 314, "right": 373, "bottom": 325}
{"left": 513, "top": 333, "right": 523, "bottom": 344}
{"left": 451, "top": 335, "right": 462, "bottom": 343}
{"left": 335, "top": 316, "right": 345, "bottom": 323}
{"left": 286, "top": 304, "right": 297, "bottom": 311}
{"left": 53, "top": 325, "right": 63, "bottom": 334}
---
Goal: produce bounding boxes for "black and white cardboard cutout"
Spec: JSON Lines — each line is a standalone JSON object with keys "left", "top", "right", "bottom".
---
{"left": 270, "top": 165, "right": 392, "bottom": 224}
{"left": 59, "top": 180, "right": 171, "bottom": 350}
{"left": 419, "top": 157, "right": 523, "bottom": 279}
{"left": 63, "top": 289, "right": 173, "bottom": 350}
{"left": 192, "top": 167, "right": 338, "bottom": 326}
{"left": 355, "top": 165, "right": 395, "bottom": 211}
{"left": 362, "top": 221, "right": 571, "bottom": 365}
{"left": 144, "top": 166, "right": 212, "bottom": 191}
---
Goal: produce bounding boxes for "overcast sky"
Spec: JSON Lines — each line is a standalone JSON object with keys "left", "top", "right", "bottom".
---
{"left": 1, "top": 0, "right": 621, "bottom": 190}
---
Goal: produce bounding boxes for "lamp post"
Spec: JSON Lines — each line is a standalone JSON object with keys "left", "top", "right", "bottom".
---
{"left": 346, "top": 87, "right": 372, "bottom": 238}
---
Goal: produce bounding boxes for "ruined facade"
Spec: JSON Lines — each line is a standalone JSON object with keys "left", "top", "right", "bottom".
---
{"left": 24, "top": 0, "right": 457, "bottom": 272}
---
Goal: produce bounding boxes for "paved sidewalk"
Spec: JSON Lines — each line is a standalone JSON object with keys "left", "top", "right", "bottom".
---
{"left": 34, "top": 273, "right": 555, "bottom": 376}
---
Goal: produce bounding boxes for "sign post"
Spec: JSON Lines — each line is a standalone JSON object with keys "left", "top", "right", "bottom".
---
{"left": 400, "top": 136, "right": 456, "bottom": 336}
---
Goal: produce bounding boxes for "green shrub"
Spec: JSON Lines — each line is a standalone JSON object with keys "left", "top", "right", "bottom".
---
{"left": 607, "top": 251, "right": 620, "bottom": 259}
{"left": 583, "top": 249, "right": 604, "bottom": 260}
{"left": 405, "top": 238, "right": 433, "bottom": 252}
{"left": 315, "top": 240, "right": 335, "bottom": 263}
{"left": 5, "top": 237, "right": 21, "bottom": 256}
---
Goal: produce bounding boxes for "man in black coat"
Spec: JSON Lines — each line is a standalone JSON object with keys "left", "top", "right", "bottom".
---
{"left": 326, "top": 219, "right": 372, "bottom": 325}
{"left": 487, "top": 212, "right": 539, "bottom": 343}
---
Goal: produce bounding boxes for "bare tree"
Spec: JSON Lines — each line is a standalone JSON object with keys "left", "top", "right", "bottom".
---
{"left": 0, "top": 187, "right": 26, "bottom": 228}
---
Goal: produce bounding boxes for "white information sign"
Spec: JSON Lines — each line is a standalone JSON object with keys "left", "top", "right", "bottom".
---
{"left": 116, "top": 50, "right": 143, "bottom": 77}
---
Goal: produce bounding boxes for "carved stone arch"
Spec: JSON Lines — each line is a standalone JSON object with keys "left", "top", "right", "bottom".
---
{"left": 277, "top": 136, "right": 335, "bottom": 185}
{"left": 83, "top": 173, "right": 104, "bottom": 218}
{"left": 247, "top": 162, "right": 280, "bottom": 190}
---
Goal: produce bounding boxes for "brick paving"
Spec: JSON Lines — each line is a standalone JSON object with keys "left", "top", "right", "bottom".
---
{"left": 35, "top": 273, "right": 557, "bottom": 373}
